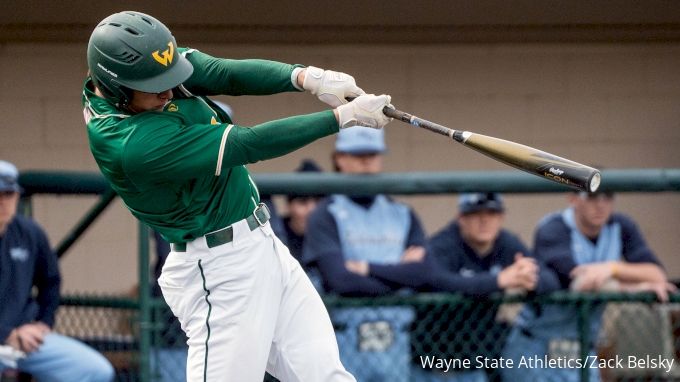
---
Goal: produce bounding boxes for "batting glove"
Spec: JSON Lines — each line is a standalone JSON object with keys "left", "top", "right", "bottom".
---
{"left": 303, "top": 66, "right": 365, "bottom": 108}
{"left": 336, "top": 94, "right": 392, "bottom": 129}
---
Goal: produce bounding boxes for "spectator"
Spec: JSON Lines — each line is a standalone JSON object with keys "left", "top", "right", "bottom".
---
{"left": 502, "top": 190, "right": 675, "bottom": 382}
{"left": 302, "top": 127, "right": 433, "bottom": 382}
{"left": 412, "top": 193, "right": 559, "bottom": 382}
{"left": 0, "top": 160, "right": 115, "bottom": 381}
{"left": 282, "top": 158, "right": 324, "bottom": 263}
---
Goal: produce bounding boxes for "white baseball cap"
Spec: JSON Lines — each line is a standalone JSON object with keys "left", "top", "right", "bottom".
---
{"left": 0, "top": 160, "right": 21, "bottom": 193}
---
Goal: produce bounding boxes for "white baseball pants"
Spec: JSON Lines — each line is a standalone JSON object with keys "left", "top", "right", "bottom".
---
{"left": 159, "top": 219, "right": 355, "bottom": 382}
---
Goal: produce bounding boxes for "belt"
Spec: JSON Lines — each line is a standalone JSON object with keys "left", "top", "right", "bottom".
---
{"left": 170, "top": 203, "right": 270, "bottom": 252}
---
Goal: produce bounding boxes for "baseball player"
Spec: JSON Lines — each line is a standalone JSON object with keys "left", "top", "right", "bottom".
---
{"left": 83, "top": 11, "right": 392, "bottom": 382}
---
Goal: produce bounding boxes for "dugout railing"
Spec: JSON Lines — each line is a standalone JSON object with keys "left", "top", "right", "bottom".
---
{"left": 16, "top": 168, "right": 680, "bottom": 382}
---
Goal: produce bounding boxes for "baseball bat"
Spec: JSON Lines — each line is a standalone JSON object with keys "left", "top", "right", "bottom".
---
{"left": 382, "top": 107, "right": 601, "bottom": 192}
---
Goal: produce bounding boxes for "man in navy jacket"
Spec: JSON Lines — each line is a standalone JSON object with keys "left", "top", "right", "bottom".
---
{"left": 413, "top": 193, "right": 559, "bottom": 382}
{"left": 0, "top": 160, "right": 114, "bottom": 381}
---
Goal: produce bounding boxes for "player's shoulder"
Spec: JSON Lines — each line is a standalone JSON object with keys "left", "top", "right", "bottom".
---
{"left": 497, "top": 228, "right": 526, "bottom": 246}
{"left": 8, "top": 214, "right": 46, "bottom": 237}
{"left": 536, "top": 211, "right": 566, "bottom": 231}
{"left": 534, "top": 211, "right": 570, "bottom": 242}
{"left": 309, "top": 196, "right": 335, "bottom": 218}
{"left": 608, "top": 212, "right": 642, "bottom": 233}
{"left": 609, "top": 212, "right": 636, "bottom": 226}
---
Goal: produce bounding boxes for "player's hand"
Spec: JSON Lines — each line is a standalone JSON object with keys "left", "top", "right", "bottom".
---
{"left": 303, "top": 66, "right": 365, "bottom": 107}
{"left": 569, "top": 262, "right": 615, "bottom": 291}
{"left": 345, "top": 260, "right": 369, "bottom": 276}
{"left": 497, "top": 253, "right": 538, "bottom": 291}
{"left": 336, "top": 94, "right": 393, "bottom": 129}
{"left": 400, "top": 246, "right": 426, "bottom": 263}
{"left": 6, "top": 323, "right": 48, "bottom": 353}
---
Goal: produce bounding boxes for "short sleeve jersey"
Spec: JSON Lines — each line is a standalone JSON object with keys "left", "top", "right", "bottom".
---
{"left": 83, "top": 48, "right": 338, "bottom": 243}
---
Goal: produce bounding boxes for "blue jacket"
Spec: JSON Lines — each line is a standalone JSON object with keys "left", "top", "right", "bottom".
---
{"left": 0, "top": 215, "right": 60, "bottom": 343}
{"left": 535, "top": 210, "right": 660, "bottom": 289}
{"left": 302, "top": 195, "right": 433, "bottom": 296}
{"left": 426, "top": 220, "right": 560, "bottom": 295}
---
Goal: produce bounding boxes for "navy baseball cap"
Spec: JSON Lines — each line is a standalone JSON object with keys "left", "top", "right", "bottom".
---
{"left": 0, "top": 160, "right": 21, "bottom": 193}
{"left": 458, "top": 193, "right": 505, "bottom": 215}
{"left": 288, "top": 159, "right": 324, "bottom": 202}
{"left": 335, "top": 126, "right": 386, "bottom": 155}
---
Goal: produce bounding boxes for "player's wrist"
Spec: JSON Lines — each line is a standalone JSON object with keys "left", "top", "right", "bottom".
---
{"left": 610, "top": 261, "right": 619, "bottom": 278}
{"left": 291, "top": 67, "right": 305, "bottom": 91}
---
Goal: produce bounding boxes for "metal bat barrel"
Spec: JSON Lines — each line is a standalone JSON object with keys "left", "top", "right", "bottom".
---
{"left": 457, "top": 132, "right": 601, "bottom": 192}
{"left": 381, "top": 106, "right": 601, "bottom": 192}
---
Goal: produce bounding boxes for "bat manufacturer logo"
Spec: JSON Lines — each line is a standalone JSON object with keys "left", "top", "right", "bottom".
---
{"left": 544, "top": 172, "right": 571, "bottom": 186}
{"left": 97, "top": 63, "right": 118, "bottom": 77}
{"left": 549, "top": 167, "right": 564, "bottom": 175}
{"left": 153, "top": 42, "right": 174, "bottom": 66}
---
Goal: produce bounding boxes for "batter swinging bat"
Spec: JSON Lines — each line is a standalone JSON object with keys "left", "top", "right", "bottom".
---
{"left": 382, "top": 107, "right": 601, "bottom": 192}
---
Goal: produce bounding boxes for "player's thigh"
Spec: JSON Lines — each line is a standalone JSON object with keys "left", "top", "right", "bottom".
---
{"left": 268, "top": 242, "right": 354, "bottom": 381}
{"left": 182, "top": 230, "right": 284, "bottom": 381}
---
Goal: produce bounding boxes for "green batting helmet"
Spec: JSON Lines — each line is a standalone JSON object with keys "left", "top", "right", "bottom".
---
{"left": 87, "top": 11, "right": 193, "bottom": 108}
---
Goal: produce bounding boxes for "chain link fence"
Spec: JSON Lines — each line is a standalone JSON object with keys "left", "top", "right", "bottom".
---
{"left": 52, "top": 293, "right": 680, "bottom": 382}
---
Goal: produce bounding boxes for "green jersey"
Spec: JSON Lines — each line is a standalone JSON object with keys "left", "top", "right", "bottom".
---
{"left": 83, "top": 48, "right": 338, "bottom": 243}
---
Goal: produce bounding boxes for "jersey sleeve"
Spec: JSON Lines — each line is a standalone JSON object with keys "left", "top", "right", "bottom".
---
{"left": 533, "top": 214, "right": 577, "bottom": 289}
{"left": 181, "top": 49, "right": 300, "bottom": 96}
{"left": 615, "top": 213, "right": 662, "bottom": 266}
{"left": 124, "top": 111, "right": 338, "bottom": 183}
{"left": 32, "top": 225, "right": 61, "bottom": 327}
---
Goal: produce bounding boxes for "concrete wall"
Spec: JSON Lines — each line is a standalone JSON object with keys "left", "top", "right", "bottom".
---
{"left": 1, "top": 42, "right": 679, "bottom": 294}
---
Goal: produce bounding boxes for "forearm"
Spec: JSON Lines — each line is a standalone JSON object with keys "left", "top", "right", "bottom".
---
{"left": 36, "top": 287, "right": 60, "bottom": 327}
{"left": 0, "top": 326, "right": 13, "bottom": 344}
{"left": 534, "top": 267, "right": 562, "bottom": 294}
{"left": 317, "top": 254, "right": 393, "bottom": 296}
{"left": 222, "top": 110, "right": 338, "bottom": 168}
{"left": 431, "top": 271, "right": 501, "bottom": 296}
{"left": 615, "top": 262, "right": 666, "bottom": 283}
{"left": 369, "top": 262, "right": 433, "bottom": 289}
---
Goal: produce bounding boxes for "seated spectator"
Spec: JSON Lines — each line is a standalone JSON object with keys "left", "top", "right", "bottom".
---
{"left": 281, "top": 158, "right": 323, "bottom": 263}
{"left": 303, "top": 126, "right": 433, "bottom": 382}
{"left": 413, "top": 193, "right": 559, "bottom": 382}
{"left": 502, "top": 190, "right": 675, "bottom": 382}
{"left": 0, "top": 160, "right": 114, "bottom": 381}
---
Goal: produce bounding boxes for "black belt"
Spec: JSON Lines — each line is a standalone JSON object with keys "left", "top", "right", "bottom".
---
{"left": 170, "top": 203, "right": 270, "bottom": 252}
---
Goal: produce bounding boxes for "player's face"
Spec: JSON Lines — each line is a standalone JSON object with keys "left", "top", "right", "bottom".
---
{"left": 570, "top": 192, "right": 614, "bottom": 232}
{"left": 458, "top": 210, "right": 504, "bottom": 249}
{"left": 0, "top": 191, "right": 19, "bottom": 233}
{"left": 334, "top": 152, "right": 382, "bottom": 174}
{"left": 128, "top": 89, "right": 173, "bottom": 114}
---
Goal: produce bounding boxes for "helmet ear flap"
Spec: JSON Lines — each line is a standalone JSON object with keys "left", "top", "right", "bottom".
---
{"left": 111, "top": 80, "right": 133, "bottom": 108}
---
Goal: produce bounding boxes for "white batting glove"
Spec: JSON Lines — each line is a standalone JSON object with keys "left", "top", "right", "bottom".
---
{"left": 336, "top": 94, "right": 392, "bottom": 129}
{"left": 303, "top": 66, "right": 365, "bottom": 108}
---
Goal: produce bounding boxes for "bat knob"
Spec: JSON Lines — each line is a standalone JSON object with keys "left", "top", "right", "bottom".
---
{"left": 589, "top": 172, "right": 602, "bottom": 193}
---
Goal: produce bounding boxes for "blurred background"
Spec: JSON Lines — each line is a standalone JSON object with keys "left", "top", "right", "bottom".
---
{"left": 0, "top": 0, "right": 678, "bottom": 296}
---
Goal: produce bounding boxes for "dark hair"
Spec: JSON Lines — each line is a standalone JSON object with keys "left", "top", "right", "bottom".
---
{"left": 288, "top": 159, "right": 324, "bottom": 202}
